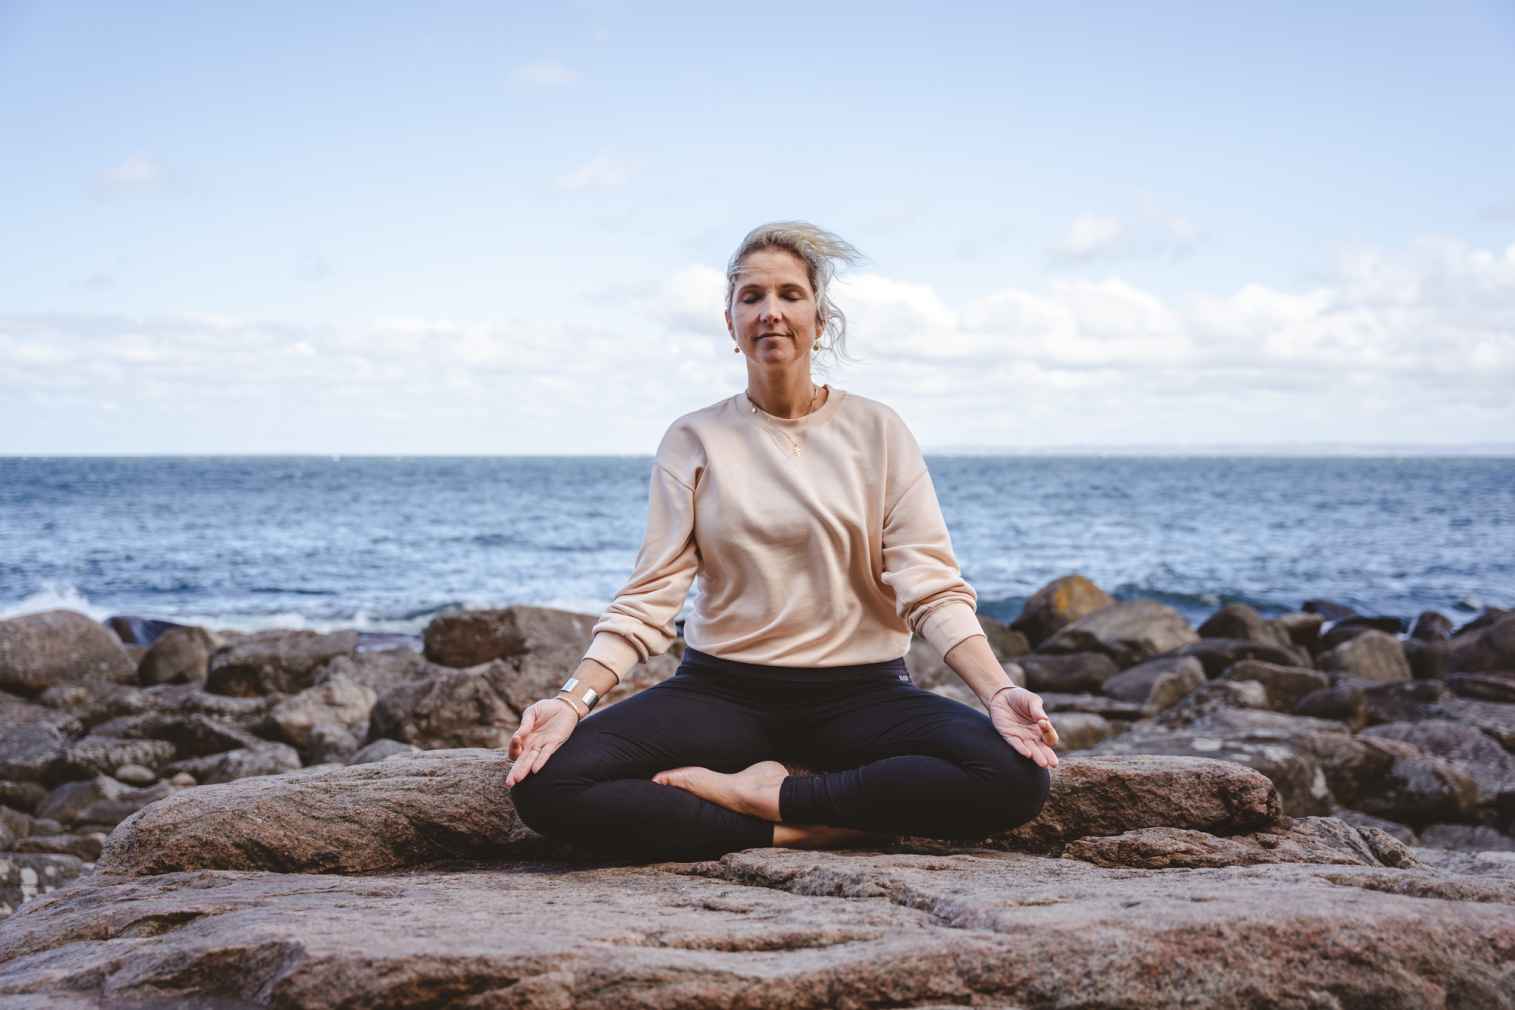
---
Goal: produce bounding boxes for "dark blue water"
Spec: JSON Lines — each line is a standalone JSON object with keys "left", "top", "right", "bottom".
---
{"left": 2, "top": 456, "right": 1511, "bottom": 632}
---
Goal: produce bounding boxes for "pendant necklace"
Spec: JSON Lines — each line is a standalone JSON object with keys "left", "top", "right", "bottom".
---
{"left": 746, "top": 384, "right": 824, "bottom": 456}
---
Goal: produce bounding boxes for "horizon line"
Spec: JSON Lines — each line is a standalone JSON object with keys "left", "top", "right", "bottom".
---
{"left": 4, "top": 442, "right": 1515, "bottom": 460}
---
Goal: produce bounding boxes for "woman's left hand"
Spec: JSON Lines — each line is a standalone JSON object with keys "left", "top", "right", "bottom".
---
{"left": 989, "top": 686, "right": 1060, "bottom": 769}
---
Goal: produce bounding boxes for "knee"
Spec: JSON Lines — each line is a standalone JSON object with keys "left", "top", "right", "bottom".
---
{"left": 971, "top": 747, "right": 1052, "bottom": 835}
{"left": 507, "top": 764, "right": 572, "bottom": 835}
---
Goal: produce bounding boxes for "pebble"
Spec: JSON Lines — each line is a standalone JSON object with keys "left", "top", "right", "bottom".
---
{"left": 114, "top": 764, "right": 158, "bottom": 787}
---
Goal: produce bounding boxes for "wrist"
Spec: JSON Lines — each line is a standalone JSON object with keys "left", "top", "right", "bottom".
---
{"left": 984, "top": 684, "right": 1018, "bottom": 707}
{"left": 551, "top": 694, "right": 586, "bottom": 720}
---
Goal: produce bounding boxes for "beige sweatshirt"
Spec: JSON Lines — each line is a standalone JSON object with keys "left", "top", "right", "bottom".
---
{"left": 582, "top": 387, "right": 986, "bottom": 680}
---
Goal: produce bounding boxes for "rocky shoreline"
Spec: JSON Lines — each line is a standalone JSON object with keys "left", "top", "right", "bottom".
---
{"left": 2, "top": 580, "right": 1514, "bottom": 1007}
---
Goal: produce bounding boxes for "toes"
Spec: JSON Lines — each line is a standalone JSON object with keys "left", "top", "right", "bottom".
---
{"left": 653, "top": 766, "right": 704, "bottom": 788}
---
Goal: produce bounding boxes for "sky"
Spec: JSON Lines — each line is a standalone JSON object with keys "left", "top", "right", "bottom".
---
{"left": 2, "top": 1, "right": 1513, "bottom": 454}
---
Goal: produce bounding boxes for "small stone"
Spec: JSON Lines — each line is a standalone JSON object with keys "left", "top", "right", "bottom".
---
{"left": 113, "top": 764, "right": 158, "bottom": 787}
{"left": 170, "top": 772, "right": 196, "bottom": 787}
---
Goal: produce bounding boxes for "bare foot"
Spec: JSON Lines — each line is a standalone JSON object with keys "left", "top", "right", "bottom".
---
{"left": 772, "top": 823, "right": 886, "bottom": 849}
{"left": 652, "top": 759, "right": 788, "bottom": 822}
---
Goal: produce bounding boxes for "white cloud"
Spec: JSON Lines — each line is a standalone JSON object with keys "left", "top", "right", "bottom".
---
{"left": 1050, "top": 207, "right": 1200, "bottom": 264}
{"left": 1054, "top": 215, "right": 1124, "bottom": 259}
{"left": 512, "top": 60, "right": 579, "bottom": 85}
{"left": 3, "top": 236, "right": 1511, "bottom": 451}
{"left": 556, "top": 154, "right": 629, "bottom": 191}
{"left": 95, "top": 154, "right": 165, "bottom": 195}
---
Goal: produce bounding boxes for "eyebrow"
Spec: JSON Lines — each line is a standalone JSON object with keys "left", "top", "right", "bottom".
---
{"left": 736, "top": 280, "right": 809, "bottom": 293}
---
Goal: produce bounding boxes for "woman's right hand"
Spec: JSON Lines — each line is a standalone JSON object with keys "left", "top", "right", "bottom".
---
{"left": 504, "top": 697, "right": 580, "bottom": 787}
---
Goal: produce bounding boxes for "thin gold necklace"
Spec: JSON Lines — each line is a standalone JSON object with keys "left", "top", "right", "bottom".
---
{"left": 745, "top": 384, "right": 824, "bottom": 456}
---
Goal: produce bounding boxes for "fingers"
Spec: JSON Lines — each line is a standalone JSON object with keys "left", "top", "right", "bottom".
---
{"left": 530, "top": 739, "right": 559, "bottom": 774}
{"left": 1038, "top": 717, "right": 1059, "bottom": 748}
{"left": 505, "top": 737, "right": 557, "bottom": 787}
{"left": 999, "top": 725, "right": 1051, "bottom": 769}
{"left": 508, "top": 707, "right": 538, "bottom": 759}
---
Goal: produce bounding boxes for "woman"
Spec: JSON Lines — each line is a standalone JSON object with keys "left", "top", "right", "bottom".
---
{"left": 506, "top": 222, "right": 1058, "bottom": 860}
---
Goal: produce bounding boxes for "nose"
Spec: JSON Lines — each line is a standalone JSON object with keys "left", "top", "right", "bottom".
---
{"left": 758, "top": 299, "right": 783, "bottom": 324}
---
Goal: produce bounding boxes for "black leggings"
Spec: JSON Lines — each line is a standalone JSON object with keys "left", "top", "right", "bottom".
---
{"left": 509, "top": 647, "right": 1051, "bottom": 861}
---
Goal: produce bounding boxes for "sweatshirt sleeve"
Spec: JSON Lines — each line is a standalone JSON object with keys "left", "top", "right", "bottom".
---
{"left": 879, "top": 427, "right": 985, "bottom": 659}
{"left": 581, "top": 458, "right": 700, "bottom": 682}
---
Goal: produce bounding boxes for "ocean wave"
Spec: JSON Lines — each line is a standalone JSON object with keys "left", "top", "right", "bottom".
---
{"left": 0, "top": 582, "right": 113, "bottom": 622}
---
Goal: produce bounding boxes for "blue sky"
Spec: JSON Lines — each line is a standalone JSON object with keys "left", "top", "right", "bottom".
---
{"left": 3, "top": 1, "right": 1513, "bottom": 453}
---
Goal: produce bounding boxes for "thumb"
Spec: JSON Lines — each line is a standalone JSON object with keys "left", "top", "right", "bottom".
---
{"left": 509, "top": 706, "right": 537, "bottom": 755}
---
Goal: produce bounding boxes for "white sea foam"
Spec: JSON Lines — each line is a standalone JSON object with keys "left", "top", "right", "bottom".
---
{"left": 0, "top": 582, "right": 112, "bottom": 622}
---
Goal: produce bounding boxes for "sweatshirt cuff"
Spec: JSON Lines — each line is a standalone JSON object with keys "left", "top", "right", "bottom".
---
{"left": 918, "top": 601, "right": 987, "bottom": 659}
{"left": 582, "top": 632, "right": 639, "bottom": 683}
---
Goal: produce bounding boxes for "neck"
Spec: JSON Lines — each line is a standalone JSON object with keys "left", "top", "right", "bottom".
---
{"left": 746, "top": 367, "right": 822, "bottom": 419}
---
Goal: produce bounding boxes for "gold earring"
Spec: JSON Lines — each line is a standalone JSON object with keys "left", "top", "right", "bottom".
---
{"left": 733, "top": 345, "right": 740, "bottom": 353}
{"left": 813, "top": 340, "right": 821, "bottom": 351}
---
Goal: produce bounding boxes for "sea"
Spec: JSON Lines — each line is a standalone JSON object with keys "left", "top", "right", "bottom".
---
{"left": 2, "top": 456, "right": 1512, "bottom": 636}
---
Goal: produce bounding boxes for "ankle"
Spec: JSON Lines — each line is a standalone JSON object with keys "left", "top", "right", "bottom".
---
{"left": 772, "top": 823, "right": 880, "bottom": 850}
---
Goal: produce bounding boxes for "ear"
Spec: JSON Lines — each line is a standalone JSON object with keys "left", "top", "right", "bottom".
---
{"left": 724, "top": 306, "right": 734, "bottom": 338}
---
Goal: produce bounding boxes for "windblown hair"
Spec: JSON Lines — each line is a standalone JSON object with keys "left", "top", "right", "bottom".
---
{"left": 725, "top": 221, "right": 864, "bottom": 372}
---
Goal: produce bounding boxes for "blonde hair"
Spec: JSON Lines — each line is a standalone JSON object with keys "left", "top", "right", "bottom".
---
{"left": 725, "top": 221, "right": 864, "bottom": 371}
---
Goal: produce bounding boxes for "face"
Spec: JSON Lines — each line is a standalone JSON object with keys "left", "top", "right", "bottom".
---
{"left": 725, "top": 248, "right": 821, "bottom": 370}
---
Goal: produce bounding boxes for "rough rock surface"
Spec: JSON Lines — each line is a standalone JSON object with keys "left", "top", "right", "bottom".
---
{"left": 367, "top": 665, "right": 520, "bottom": 749}
{"left": 1197, "top": 602, "right": 1291, "bottom": 648}
{"left": 0, "top": 854, "right": 84, "bottom": 917}
{"left": 42, "top": 735, "right": 176, "bottom": 785}
{"left": 1038, "top": 601, "right": 1199, "bottom": 668}
{"left": 1221, "top": 659, "right": 1329, "bottom": 711}
{"left": 4, "top": 848, "right": 1514, "bottom": 1009}
{"left": 422, "top": 605, "right": 596, "bottom": 668}
{"left": 1044, "top": 712, "right": 1118, "bottom": 751}
{"left": 0, "top": 611, "right": 135, "bottom": 697}
{"left": 1101, "top": 655, "right": 1205, "bottom": 709}
{"left": 36, "top": 775, "right": 174, "bottom": 830}
{"left": 162, "top": 741, "right": 303, "bottom": 785}
{"left": 1170, "top": 637, "right": 1310, "bottom": 677}
{"left": 1009, "top": 574, "right": 1113, "bottom": 647}
{"left": 39, "top": 681, "right": 273, "bottom": 732}
{"left": 1319, "top": 629, "right": 1412, "bottom": 682}
{"left": 88, "top": 711, "right": 265, "bottom": 759}
{"left": 987, "top": 755, "right": 1280, "bottom": 854}
{"left": 1360, "top": 718, "right": 1515, "bottom": 806}
{"left": 1273, "top": 610, "right": 1325, "bottom": 651}
{"left": 95, "top": 749, "right": 535, "bottom": 876}
{"left": 136, "top": 625, "right": 215, "bottom": 686}
{"left": 1448, "top": 612, "right": 1515, "bottom": 673}
{"left": 1061, "top": 816, "right": 1414, "bottom": 869}
{"left": 1015, "top": 652, "right": 1119, "bottom": 694}
{"left": 264, "top": 672, "right": 377, "bottom": 760}
{"left": 1449, "top": 671, "right": 1515, "bottom": 704}
{"left": 1038, "top": 692, "right": 1147, "bottom": 721}
{"left": 346, "top": 738, "right": 420, "bottom": 764}
{"left": 205, "top": 629, "right": 360, "bottom": 697}
{"left": 311, "top": 649, "right": 438, "bottom": 698}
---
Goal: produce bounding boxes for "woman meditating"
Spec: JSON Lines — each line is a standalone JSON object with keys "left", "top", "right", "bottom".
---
{"left": 506, "top": 222, "right": 1058, "bottom": 860}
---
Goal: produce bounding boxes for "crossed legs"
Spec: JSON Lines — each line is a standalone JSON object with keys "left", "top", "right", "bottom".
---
{"left": 509, "top": 673, "right": 1050, "bottom": 861}
{"left": 660, "top": 679, "right": 1051, "bottom": 842}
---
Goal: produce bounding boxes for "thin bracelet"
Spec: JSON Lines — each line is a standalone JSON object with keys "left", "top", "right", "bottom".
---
{"left": 988, "top": 684, "right": 1018, "bottom": 706}
{"left": 548, "top": 696, "right": 583, "bottom": 722}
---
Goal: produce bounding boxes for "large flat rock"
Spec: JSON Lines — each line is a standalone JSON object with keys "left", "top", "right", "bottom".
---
{"left": 96, "top": 749, "right": 535, "bottom": 876}
{"left": 985, "top": 754, "right": 1281, "bottom": 854}
{"left": 1, "top": 849, "right": 1512, "bottom": 1008}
